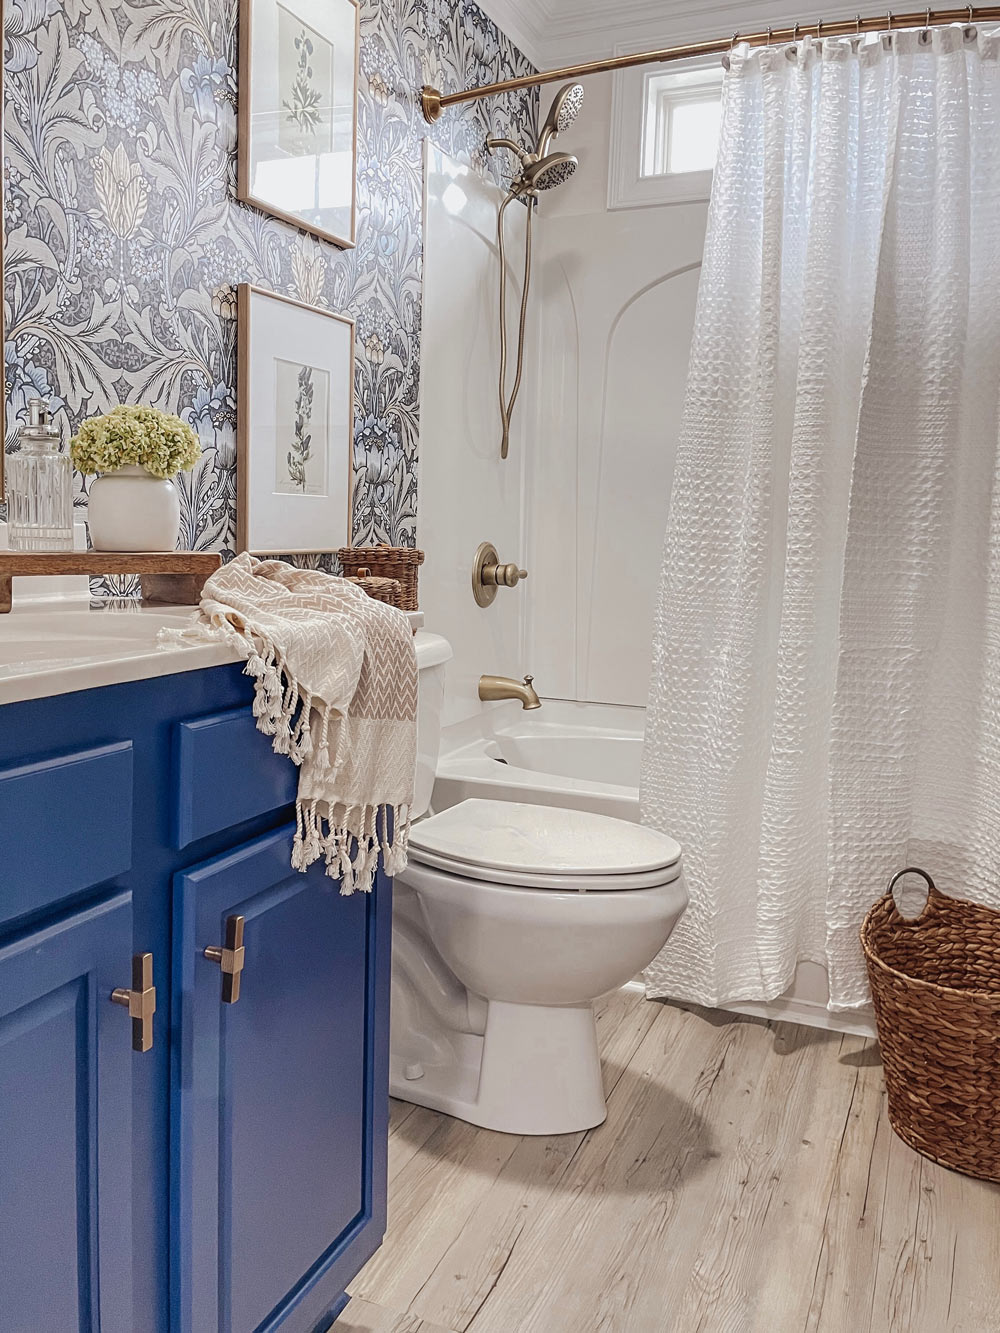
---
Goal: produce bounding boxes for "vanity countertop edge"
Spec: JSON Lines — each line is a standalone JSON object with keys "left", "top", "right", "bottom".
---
{"left": 0, "top": 599, "right": 425, "bottom": 707}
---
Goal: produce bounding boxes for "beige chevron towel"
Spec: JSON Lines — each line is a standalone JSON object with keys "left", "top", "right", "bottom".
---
{"left": 168, "top": 552, "right": 417, "bottom": 894}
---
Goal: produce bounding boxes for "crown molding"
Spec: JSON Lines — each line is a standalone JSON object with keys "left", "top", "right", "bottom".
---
{"left": 480, "top": 1, "right": 876, "bottom": 69}
{"left": 476, "top": 0, "right": 548, "bottom": 68}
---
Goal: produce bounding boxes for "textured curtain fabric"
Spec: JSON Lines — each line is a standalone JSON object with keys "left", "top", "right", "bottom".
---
{"left": 641, "top": 25, "right": 1000, "bottom": 1010}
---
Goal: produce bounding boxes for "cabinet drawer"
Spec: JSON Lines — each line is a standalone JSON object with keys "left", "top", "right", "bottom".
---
{"left": 172, "top": 707, "right": 297, "bottom": 848}
{"left": 0, "top": 742, "right": 133, "bottom": 927}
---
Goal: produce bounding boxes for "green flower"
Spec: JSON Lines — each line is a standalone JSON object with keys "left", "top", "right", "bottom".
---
{"left": 70, "top": 404, "right": 202, "bottom": 480}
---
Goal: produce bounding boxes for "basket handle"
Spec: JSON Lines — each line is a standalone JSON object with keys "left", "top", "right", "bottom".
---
{"left": 884, "top": 866, "right": 940, "bottom": 923}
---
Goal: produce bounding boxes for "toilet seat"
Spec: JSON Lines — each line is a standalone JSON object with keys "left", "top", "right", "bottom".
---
{"left": 409, "top": 798, "right": 682, "bottom": 892}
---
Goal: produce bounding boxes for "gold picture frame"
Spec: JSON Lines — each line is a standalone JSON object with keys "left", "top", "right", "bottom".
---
{"left": 237, "top": 0, "right": 359, "bottom": 249}
{"left": 236, "top": 283, "right": 355, "bottom": 555}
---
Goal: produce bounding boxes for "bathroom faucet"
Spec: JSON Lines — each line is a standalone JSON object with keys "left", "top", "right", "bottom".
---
{"left": 479, "top": 674, "right": 541, "bottom": 710}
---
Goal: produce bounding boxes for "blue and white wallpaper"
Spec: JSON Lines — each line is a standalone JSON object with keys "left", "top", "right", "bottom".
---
{"left": 3, "top": 0, "right": 535, "bottom": 572}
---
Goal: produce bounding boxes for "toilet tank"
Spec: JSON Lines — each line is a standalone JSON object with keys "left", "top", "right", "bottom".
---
{"left": 413, "top": 632, "right": 453, "bottom": 818}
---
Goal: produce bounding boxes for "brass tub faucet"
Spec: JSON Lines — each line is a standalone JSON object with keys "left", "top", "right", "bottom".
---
{"left": 479, "top": 674, "right": 541, "bottom": 710}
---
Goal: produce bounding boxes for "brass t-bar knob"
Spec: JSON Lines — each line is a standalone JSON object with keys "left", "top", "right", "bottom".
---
{"left": 204, "top": 915, "right": 246, "bottom": 1004}
{"left": 110, "top": 953, "right": 156, "bottom": 1052}
{"left": 489, "top": 561, "right": 528, "bottom": 588}
{"left": 472, "top": 541, "right": 529, "bottom": 607}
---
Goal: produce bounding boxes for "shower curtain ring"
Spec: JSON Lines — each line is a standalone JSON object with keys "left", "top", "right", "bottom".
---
{"left": 766, "top": 26, "right": 773, "bottom": 45}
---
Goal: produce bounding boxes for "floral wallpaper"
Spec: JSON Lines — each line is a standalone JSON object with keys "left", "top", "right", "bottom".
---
{"left": 3, "top": 0, "right": 535, "bottom": 581}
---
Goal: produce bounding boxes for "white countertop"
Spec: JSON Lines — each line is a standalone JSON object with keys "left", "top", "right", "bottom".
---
{"left": 0, "top": 601, "right": 242, "bottom": 706}
{"left": 0, "top": 599, "right": 428, "bottom": 707}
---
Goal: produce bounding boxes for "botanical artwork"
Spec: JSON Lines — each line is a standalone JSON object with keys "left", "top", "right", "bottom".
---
{"left": 277, "top": 5, "right": 334, "bottom": 155}
{"left": 2, "top": 0, "right": 536, "bottom": 595}
{"left": 275, "top": 359, "right": 329, "bottom": 495}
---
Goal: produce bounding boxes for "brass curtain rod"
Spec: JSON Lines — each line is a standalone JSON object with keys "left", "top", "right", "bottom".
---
{"left": 421, "top": 5, "right": 1000, "bottom": 121}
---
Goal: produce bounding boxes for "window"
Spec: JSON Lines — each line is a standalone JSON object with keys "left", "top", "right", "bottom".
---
{"left": 609, "top": 59, "right": 724, "bottom": 210}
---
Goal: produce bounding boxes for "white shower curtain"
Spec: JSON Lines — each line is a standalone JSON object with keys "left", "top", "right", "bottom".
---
{"left": 641, "top": 25, "right": 1000, "bottom": 1010}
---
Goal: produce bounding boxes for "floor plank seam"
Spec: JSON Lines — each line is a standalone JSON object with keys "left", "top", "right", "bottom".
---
{"left": 804, "top": 1064, "right": 864, "bottom": 1326}
{"left": 860, "top": 1105, "right": 881, "bottom": 1221}
{"left": 461, "top": 1215, "right": 528, "bottom": 1333}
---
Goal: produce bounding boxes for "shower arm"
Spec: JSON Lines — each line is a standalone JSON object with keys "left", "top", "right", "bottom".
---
{"left": 497, "top": 191, "right": 536, "bottom": 461}
{"left": 487, "top": 137, "right": 532, "bottom": 163}
{"left": 421, "top": 5, "right": 1000, "bottom": 122}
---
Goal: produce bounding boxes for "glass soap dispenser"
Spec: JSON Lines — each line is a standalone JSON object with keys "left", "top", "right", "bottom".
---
{"left": 6, "top": 397, "right": 73, "bottom": 551}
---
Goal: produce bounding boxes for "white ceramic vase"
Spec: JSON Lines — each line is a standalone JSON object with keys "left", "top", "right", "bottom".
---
{"left": 87, "top": 464, "right": 181, "bottom": 552}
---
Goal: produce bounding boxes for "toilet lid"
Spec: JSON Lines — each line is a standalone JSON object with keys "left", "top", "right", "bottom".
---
{"left": 409, "top": 799, "right": 682, "bottom": 880}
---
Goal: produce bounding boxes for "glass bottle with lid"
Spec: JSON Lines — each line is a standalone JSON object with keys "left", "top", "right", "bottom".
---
{"left": 6, "top": 397, "right": 74, "bottom": 551}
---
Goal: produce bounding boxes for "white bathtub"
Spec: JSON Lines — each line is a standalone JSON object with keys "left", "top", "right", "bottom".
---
{"left": 433, "top": 699, "right": 644, "bottom": 821}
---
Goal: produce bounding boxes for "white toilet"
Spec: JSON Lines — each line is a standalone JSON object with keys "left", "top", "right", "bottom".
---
{"left": 393, "top": 634, "right": 687, "bottom": 1135}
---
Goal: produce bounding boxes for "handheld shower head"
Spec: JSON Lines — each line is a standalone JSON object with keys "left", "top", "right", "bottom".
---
{"left": 538, "top": 82, "right": 585, "bottom": 154}
{"left": 519, "top": 152, "right": 578, "bottom": 194}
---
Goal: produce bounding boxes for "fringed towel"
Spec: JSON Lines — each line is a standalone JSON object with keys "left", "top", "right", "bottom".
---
{"left": 164, "top": 552, "right": 417, "bottom": 894}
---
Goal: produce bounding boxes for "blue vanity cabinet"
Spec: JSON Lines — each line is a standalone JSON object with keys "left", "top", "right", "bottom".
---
{"left": 172, "top": 829, "right": 391, "bottom": 1333}
{"left": 0, "top": 891, "right": 134, "bottom": 1332}
{"left": 0, "top": 661, "right": 391, "bottom": 1333}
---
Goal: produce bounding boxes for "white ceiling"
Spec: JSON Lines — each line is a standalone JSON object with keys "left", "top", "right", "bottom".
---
{"left": 481, "top": 0, "right": 888, "bottom": 69}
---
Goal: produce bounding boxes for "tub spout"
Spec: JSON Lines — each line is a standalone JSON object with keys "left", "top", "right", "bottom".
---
{"left": 479, "top": 673, "right": 541, "bottom": 710}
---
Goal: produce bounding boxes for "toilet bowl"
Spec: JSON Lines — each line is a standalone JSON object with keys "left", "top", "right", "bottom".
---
{"left": 391, "top": 795, "right": 686, "bottom": 1135}
{"left": 393, "top": 634, "right": 687, "bottom": 1135}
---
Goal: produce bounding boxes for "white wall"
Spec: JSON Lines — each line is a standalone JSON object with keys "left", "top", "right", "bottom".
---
{"left": 418, "top": 146, "right": 530, "bottom": 728}
{"left": 419, "top": 77, "right": 712, "bottom": 714}
{"left": 524, "top": 72, "right": 709, "bottom": 708}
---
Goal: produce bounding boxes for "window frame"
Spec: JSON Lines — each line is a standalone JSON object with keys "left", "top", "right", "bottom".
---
{"left": 608, "top": 55, "right": 724, "bottom": 211}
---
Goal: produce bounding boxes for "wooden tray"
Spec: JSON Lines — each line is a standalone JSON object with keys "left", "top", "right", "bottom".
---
{"left": 0, "top": 551, "right": 222, "bottom": 613}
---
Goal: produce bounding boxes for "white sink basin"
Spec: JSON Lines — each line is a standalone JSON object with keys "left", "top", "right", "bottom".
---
{"left": 0, "top": 601, "right": 425, "bottom": 706}
{"left": 0, "top": 603, "right": 239, "bottom": 704}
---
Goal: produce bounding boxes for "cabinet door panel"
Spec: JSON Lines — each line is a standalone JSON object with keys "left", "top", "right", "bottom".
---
{"left": 172, "top": 708, "right": 297, "bottom": 848}
{"left": 0, "top": 894, "right": 133, "bottom": 1333}
{"left": 173, "top": 827, "right": 391, "bottom": 1333}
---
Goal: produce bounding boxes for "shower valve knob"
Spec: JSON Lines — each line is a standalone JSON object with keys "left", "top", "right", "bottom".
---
{"left": 472, "top": 542, "right": 528, "bottom": 607}
{"left": 491, "top": 562, "right": 528, "bottom": 588}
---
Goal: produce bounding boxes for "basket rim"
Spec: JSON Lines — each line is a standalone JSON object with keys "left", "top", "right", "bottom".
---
{"left": 860, "top": 910, "right": 1000, "bottom": 1003}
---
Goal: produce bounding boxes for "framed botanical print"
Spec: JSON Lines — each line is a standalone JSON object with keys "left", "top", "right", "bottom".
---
{"left": 237, "top": 284, "right": 355, "bottom": 554}
{"left": 238, "top": 0, "right": 359, "bottom": 248}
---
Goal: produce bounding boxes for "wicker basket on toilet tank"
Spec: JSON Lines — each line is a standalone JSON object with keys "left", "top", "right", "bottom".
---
{"left": 861, "top": 868, "right": 1000, "bottom": 1183}
{"left": 338, "top": 545, "right": 424, "bottom": 611}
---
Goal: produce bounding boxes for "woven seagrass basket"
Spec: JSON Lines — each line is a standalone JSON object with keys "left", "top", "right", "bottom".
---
{"left": 344, "top": 574, "right": 402, "bottom": 607}
{"left": 861, "top": 867, "right": 1000, "bottom": 1183}
{"left": 338, "top": 545, "right": 424, "bottom": 612}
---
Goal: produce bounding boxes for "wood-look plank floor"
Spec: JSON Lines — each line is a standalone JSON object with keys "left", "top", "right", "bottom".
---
{"left": 349, "top": 991, "right": 1000, "bottom": 1333}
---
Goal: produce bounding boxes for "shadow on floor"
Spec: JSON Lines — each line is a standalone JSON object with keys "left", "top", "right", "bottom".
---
{"left": 839, "top": 1042, "right": 882, "bottom": 1067}
{"left": 653, "top": 995, "right": 853, "bottom": 1058}
{"left": 391, "top": 1061, "right": 716, "bottom": 1197}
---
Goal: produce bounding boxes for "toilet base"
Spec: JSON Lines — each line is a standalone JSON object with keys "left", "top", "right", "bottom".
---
{"left": 389, "top": 998, "right": 608, "bottom": 1136}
